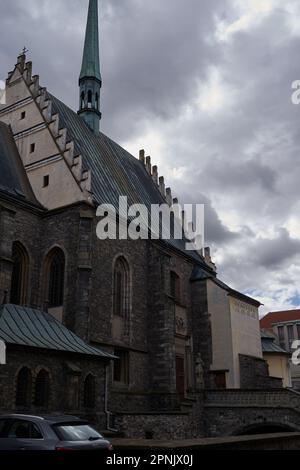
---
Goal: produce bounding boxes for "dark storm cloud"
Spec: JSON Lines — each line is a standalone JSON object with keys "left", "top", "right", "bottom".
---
{"left": 178, "top": 189, "right": 238, "bottom": 245}
{"left": 253, "top": 228, "right": 300, "bottom": 269}
{"left": 1, "top": 0, "right": 300, "bottom": 313}
{"left": 198, "top": 157, "right": 278, "bottom": 193}
{"left": 0, "top": 0, "right": 230, "bottom": 139}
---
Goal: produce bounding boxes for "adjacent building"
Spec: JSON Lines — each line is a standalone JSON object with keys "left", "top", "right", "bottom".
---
{"left": 260, "top": 310, "right": 300, "bottom": 390}
{"left": 261, "top": 330, "right": 291, "bottom": 388}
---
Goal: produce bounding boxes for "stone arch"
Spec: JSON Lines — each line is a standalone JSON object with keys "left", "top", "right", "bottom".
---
{"left": 10, "top": 241, "right": 30, "bottom": 305}
{"left": 87, "top": 90, "right": 92, "bottom": 108}
{"left": 112, "top": 255, "right": 131, "bottom": 319}
{"left": 170, "top": 270, "right": 181, "bottom": 302}
{"left": 43, "top": 246, "right": 66, "bottom": 309}
{"left": 83, "top": 373, "right": 96, "bottom": 409}
{"left": 80, "top": 91, "right": 85, "bottom": 109}
{"left": 233, "top": 421, "right": 298, "bottom": 436}
{"left": 15, "top": 366, "right": 32, "bottom": 409}
{"left": 34, "top": 368, "right": 51, "bottom": 409}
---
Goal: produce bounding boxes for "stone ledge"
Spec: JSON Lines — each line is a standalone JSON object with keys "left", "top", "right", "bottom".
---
{"left": 111, "top": 432, "right": 300, "bottom": 450}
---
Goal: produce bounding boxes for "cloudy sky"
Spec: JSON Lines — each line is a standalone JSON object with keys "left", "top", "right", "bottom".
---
{"left": 1, "top": 0, "right": 300, "bottom": 315}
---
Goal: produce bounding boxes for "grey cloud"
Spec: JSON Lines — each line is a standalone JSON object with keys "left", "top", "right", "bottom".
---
{"left": 177, "top": 189, "right": 238, "bottom": 245}
{"left": 253, "top": 228, "right": 300, "bottom": 269}
{"left": 1, "top": 0, "right": 300, "bottom": 312}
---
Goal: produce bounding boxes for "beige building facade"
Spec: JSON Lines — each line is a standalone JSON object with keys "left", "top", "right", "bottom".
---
{"left": 208, "top": 278, "right": 262, "bottom": 388}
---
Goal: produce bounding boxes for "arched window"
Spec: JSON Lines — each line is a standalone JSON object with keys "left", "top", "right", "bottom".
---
{"left": 95, "top": 93, "right": 99, "bottom": 110}
{"left": 113, "top": 257, "right": 130, "bottom": 317}
{"left": 10, "top": 242, "right": 29, "bottom": 305}
{"left": 83, "top": 374, "right": 96, "bottom": 408}
{"left": 170, "top": 271, "right": 180, "bottom": 302}
{"left": 46, "top": 248, "right": 65, "bottom": 308}
{"left": 34, "top": 369, "right": 50, "bottom": 408}
{"left": 87, "top": 90, "right": 92, "bottom": 109}
{"left": 80, "top": 91, "right": 85, "bottom": 109}
{"left": 16, "top": 367, "right": 32, "bottom": 408}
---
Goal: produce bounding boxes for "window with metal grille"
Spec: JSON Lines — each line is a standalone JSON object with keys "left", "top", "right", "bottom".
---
{"left": 83, "top": 374, "right": 96, "bottom": 408}
{"left": 113, "top": 257, "right": 130, "bottom": 317}
{"left": 10, "top": 242, "right": 29, "bottom": 305}
{"left": 47, "top": 248, "right": 65, "bottom": 308}
{"left": 16, "top": 367, "right": 32, "bottom": 408}
{"left": 34, "top": 370, "right": 50, "bottom": 408}
{"left": 113, "top": 349, "right": 129, "bottom": 384}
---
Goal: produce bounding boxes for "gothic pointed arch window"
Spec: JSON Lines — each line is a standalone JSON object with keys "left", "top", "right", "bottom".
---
{"left": 170, "top": 271, "right": 181, "bottom": 303}
{"left": 87, "top": 90, "right": 92, "bottom": 109}
{"left": 34, "top": 369, "right": 50, "bottom": 408}
{"left": 45, "top": 247, "right": 65, "bottom": 308}
{"left": 83, "top": 374, "right": 96, "bottom": 408}
{"left": 80, "top": 91, "right": 85, "bottom": 109}
{"left": 95, "top": 92, "right": 99, "bottom": 110}
{"left": 16, "top": 367, "right": 32, "bottom": 409}
{"left": 10, "top": 242, "right": 29, "bottom": 305}
{"left": 113, "top": 257, "right": 130, "bottom": 318}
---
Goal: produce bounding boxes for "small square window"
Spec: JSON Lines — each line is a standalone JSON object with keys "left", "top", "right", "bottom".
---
{"left": 43, "top": 175, "right": 49, "bottom": 188}
{"left": 30, "top": 143, "right": 35, "bottom": 153}
{"left": 20, "top": 111, "right": 26, "bottom": 120}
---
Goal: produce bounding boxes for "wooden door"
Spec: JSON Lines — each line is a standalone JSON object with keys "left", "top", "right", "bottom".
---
{"left": 214, "top": 371, "right": 226, "bottom": 389}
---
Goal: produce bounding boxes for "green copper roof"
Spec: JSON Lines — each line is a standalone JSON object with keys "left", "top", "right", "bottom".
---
{"left": 0, "top": 304, "right": 114, "bottom": 359}
{"left": 80, "top": 0, "right": 101, "bottom": 82}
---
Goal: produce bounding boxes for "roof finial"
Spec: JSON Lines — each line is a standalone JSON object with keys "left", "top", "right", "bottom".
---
{"left": 78, "top": 0, "right": 102, "bottom": 134}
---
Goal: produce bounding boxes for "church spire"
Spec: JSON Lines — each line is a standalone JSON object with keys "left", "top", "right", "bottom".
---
{"left": 78, "top": 0, "right": 102, "bottom": 134}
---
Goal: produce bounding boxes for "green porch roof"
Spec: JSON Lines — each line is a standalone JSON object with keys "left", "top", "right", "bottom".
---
{"left": 0, "top": 304, "right": 114, "bottom": 359}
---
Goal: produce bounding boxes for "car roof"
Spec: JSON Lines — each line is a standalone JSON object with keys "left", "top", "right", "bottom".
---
{"left": 0, "top": 414, "right": 86, "bottom": 424}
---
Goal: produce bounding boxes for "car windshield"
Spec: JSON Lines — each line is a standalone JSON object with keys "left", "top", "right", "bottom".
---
{"left": 54, "top": 423, "right": 103, "bottom": 442}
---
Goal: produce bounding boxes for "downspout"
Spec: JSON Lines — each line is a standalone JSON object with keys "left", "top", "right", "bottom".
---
{"left": 105, "top": 362, "right": 118, "bottom": 432}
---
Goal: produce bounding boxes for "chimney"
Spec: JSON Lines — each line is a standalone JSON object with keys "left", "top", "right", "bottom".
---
{"left": 159, "top": 176, "right": 165, "bottom": 197}
{"left": 166, "top": 188, "right": 172, "bottom": 206}
{"left": 139, "top": 149, "right": 145, "bottom": 164}
{"left": 152, "top": 165, "right": 158, "bottom": 184}
{"left": 146, "top": 156, "right": 152, "bottom": 174}
{"left": 204, "top": 247, "right": 211, "bottom": 260}
{"left": 204, "top": 246, "right": 217, "bottom": 272}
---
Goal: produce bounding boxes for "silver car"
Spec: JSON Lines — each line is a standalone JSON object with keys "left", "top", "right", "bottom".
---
{"left": 0, "top": 414, "right": 113, "bottom": 451}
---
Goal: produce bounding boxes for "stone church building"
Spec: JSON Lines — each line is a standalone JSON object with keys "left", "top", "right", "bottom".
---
{"left": 0, "top": 0, "right": 281, "bottom": 438}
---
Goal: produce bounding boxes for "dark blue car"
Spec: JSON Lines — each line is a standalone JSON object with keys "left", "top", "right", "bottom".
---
{"left": 0, "top": 414, "right": 113, "bottom": 451}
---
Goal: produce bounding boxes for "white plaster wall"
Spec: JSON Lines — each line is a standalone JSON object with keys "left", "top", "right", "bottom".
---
{"left": 27, "top": 159, "right": 85, "bottom": 209}
{"left": 207, "top": 280, "right": 236, "bottom": 387}
{"left": 229, "top": 296, "right": 262, "bottom": 387}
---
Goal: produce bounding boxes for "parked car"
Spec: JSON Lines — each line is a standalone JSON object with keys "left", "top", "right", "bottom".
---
{"left": 0, "top": 414, "right": 113, "bottom": 451}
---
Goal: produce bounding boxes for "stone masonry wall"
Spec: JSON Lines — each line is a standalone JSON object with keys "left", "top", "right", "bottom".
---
{"left": 239, "top": 354, "right": 283, "bottom": 389}
{"left": 0, "top": 345, "right": 108, "bottom": 429}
